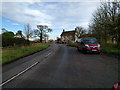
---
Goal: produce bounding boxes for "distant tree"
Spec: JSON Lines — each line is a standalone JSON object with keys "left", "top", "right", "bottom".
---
{"left": 56, "top": 37, "right": 61, "bottom": 43}
{"left": 16, "top": 30, "right": 23, "bottom": 38}
{"left": 34, "top": 25, "right": 52, "bottom": 43}
{"left": 2, "top": 31, "right": 14, "bottom": 37}
{"left": 75, "top": 26, "right": 86, "bottom": 38}
{"left": 1, "top": 28, "right": 8, "bottom": 33}
{"left": 44, "top": 34, "right": 49, "bottom": 43}
{"left": 24, "top": 24, "right": 33, "bottom": 40}
{"left": 2, "top": 31, "right": 15, "bottom": 47}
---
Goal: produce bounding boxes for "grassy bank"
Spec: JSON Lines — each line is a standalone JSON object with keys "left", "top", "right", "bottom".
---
{"left": 101, "top": 43, "right": 120, "bottom": 55}
{"left": 67, "top": 42, "right": 77, "bottom": 47}
{"left": 1, "top": 42, "right": 51, "bottom": 64}
{"left": 67, "top": 42, "right": 119, "bottom": 55}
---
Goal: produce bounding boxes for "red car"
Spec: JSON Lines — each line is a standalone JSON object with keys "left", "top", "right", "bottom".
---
{"left": 112, "top": 82, "right": 119, "bottom": 90}
{"left": 76, "top": 37, "right": 101, "bottom": 53}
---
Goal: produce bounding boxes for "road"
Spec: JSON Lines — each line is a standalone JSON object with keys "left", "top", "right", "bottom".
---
{"left": 2, "top": 42, "right": 118, "bottom": 88}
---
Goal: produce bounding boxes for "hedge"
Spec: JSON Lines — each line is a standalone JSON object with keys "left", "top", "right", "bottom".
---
{"left": 2, "top": 36, "right": 30, "bottom": 47}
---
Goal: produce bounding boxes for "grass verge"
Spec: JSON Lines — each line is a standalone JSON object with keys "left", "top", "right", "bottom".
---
{"left": 101, "top": 43, "right": 120, "bottom": 56}
{"left": 1, "top": 42, "right": 51, "bottom": 65}
{"left": 67, "top": 42, "right": 77, "bottom": 47}
{"left": 67, "top": 42, "right": 119, "bottom": 56}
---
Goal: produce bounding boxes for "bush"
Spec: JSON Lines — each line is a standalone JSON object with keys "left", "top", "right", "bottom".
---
{"left": 14, "top": 37, "right": 30, "bottom": 46}
{"left": 2, "top": 36, "right": 30, "bottom": 47}
{"left": 101, "top": 43, "right": 120, "bottom": 55}
{"left": 30, "top": 40, "right": 40, "bottom": 43}
{"left": 2, "top": 35, "right": 14, "bottom": 47}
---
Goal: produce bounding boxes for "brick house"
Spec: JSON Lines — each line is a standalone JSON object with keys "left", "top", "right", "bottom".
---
{"left": 60, "top": 30, "right": 76, "bottom": 43}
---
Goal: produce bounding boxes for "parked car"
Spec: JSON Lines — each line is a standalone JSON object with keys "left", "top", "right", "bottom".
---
{"left": 76, "top": 37, "right": 101, "bottom": 53}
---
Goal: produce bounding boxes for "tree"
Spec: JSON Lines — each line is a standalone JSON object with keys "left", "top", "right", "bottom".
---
{"left": 44, "top": 34, "right": 49, "bottom": 43}
{"left": 2, "top": 31, "right": 15, "bottom": 47}
{"left": 1, "top": 28, "right": 8, "bottom": 33}
{"left": 2, "top": 31, "right": 14, "bottom": 37}
{"left": 34, "top": 25, "right": 52, "bottom": 43}
{"left": 16, "top": 30, "right": 23, "bottom": 38}
{"left": 24, "top": 24, "right": 33, "bottom": 40}
{"left": 75, "top": 26, "right": 86, "bottom": 38}
{"left": 56, "top": 37, "right": 61, "bottom": 43}
{"left": 88, "top": 1, "right": 120, "bottom": 46}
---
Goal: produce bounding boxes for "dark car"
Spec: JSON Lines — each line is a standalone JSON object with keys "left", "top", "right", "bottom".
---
{"left": 76, "top": 37, "right": 101, "bottom": 53}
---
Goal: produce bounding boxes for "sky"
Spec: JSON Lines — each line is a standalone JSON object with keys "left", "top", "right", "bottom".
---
{"left": 0, "top": 1, "right": 100, "bottom": 40}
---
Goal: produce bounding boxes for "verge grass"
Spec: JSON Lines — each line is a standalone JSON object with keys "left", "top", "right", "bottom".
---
{"left": 67, "top": 42, "right": 119, "bottom": 55}
{"left": 67, "top": 42, "right": 77, "bottom": 47}
{"left": 1, "top": 42, "right": 50, "bottom": 64}
{"left": 101, "top": 43, "right": 120, "bottom": 55}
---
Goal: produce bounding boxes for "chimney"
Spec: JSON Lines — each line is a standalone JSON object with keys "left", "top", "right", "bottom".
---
{"left": 63, "top": 29, "right": 65, "bottom": 32}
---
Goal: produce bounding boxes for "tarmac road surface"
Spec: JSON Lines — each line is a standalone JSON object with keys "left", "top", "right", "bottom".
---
{"left": 2, "top": 42, "right": 118, "bottom": 88}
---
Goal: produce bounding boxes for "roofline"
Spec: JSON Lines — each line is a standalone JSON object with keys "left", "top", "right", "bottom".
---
{"left": 60, "top": 30, "right": 75, "bottom": 36}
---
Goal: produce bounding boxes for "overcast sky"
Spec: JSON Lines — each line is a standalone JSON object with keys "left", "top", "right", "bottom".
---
{"left": 0, "top": 1, "right": 100, "bottom": 40}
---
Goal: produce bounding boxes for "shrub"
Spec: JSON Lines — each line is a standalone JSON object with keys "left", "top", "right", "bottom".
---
{"left": 2, "top": 35, "right": 14, "bottom": 47}
{"left": 101, "top": 43, "right": 120, "bottom": 55}
{"left": 14, "top": 37, "right": 30, "bottom": 46}
{"left": 2, "top": 36, "right": 30, "bottom": 47}
{"left": 30, "top": 40, "right": 40, "bottom": 44}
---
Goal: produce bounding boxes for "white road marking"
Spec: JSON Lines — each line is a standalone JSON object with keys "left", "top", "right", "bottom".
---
{"left": 1, "top": 52, "right": 52, "bottom": 86}
{"left": 0, "top": 62, "right": 39, "bottom": 86}
{"left": 45, "top": 53, "right": 51, "bottom": 58}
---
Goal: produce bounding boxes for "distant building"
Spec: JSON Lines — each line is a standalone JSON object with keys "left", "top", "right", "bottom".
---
{"left": 60, "top": 30, "right": 76, "bottom": 43}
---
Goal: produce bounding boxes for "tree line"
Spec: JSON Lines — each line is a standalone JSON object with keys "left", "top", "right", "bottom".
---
{"left": 72, "top": 1, "right": 120, "bottom": 49}
{"left": 1, "top": 24, "right": 52, "bottom": 47}
{"left": 88, "top": 1, "right": 120, "bottom": 47}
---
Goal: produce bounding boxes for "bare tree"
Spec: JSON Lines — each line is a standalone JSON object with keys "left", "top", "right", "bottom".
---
{"left": 34, "top": 25, "right": 52, "bottom": 43}
{"left": 44, "top": 34, "right": 49, "bottom": 43}
{"left": 75, "top": 26, "right": 86, "bottom": 38}
{"left": 16, "top": 30, "right": 23, "bottom": 38}
{"left": 1, "top": 28, "right": 8, "bottom": 33}
{"left": 24, "top": 24, "right": 33, "bottom": 40}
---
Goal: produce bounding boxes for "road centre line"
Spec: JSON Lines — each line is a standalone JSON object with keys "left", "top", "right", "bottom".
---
{"left": 45, "top": 52, "right": 51, "bottom": 58}
{"left": 0, "top": 62, "right": 39, "bottom": 86}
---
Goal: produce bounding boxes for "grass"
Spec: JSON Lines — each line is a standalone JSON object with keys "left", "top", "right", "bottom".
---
{"left": 67, "top": 42, "right": 77, "bottom": 47}
{"left": 67, "top": 42, "right": 119, "bottom": 55}
{"left": 101, "top": 43, "right": 120, "bottom": 55}
{"left": 1, "top": 42, "right": 51, "bottom": 65}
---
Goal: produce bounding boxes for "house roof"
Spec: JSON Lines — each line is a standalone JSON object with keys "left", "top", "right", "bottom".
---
{"left": 61, "top": 30, "right": 75, "bottom": 36}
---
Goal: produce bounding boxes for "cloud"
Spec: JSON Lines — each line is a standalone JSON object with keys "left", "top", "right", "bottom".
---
{"left": 1, "top": 2, "right": 54, "bottom": 29}
{"left": 1, "top": 2, "right": 100, "bottom": 39}
{"left": 6, "top": 20, "right": 19, "bottom": 26}
{"left": 12, "top": 23, "right": 19, "bottom": 26}
{"left": 36, "top": 2, "right": 99, "bottom": 29}
{"left": 1, "top": 0, "right": 41, "bottom": 3}
{"left": 1, "top": 0, "right": 102, "bottom": 2}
